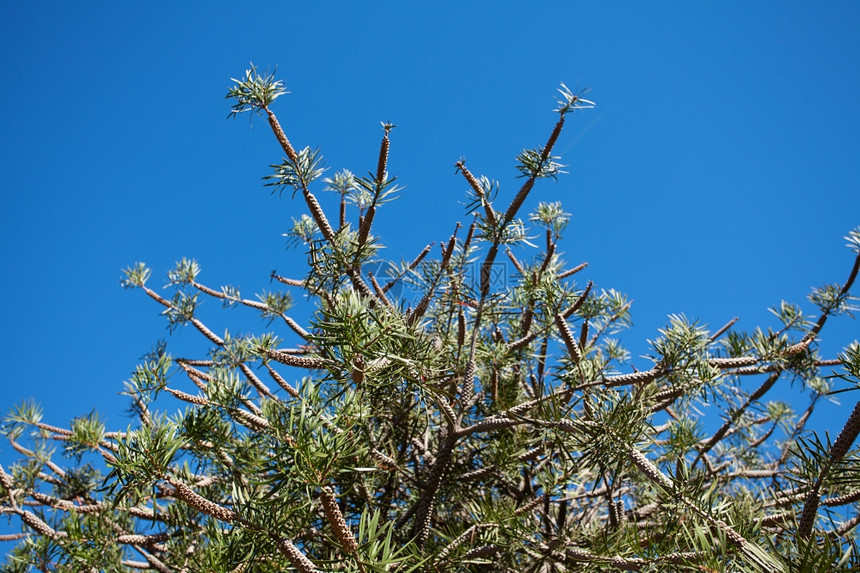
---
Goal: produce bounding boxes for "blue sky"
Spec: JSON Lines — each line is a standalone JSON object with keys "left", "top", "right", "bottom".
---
{"left": 1, "top": 2, "right": 859, "bottom": 475}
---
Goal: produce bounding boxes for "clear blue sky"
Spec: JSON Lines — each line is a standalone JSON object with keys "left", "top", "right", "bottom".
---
{"left": 1, "top": 3, "right": 859, "bottom": 466}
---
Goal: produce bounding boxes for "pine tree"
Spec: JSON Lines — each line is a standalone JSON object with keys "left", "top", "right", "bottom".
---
{"left": 2, "top": 65, "right": 860, "bottom": 572}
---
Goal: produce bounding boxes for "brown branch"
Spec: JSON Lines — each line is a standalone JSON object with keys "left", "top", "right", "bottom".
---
{"left": 264, "top": 108, "right": 297, "bottom": 162}
{"left": 408, "top": 225, "right": 459, "bottom": 327}
{"left": 558, "top": 261, "right": 588, "bottom": 279}
{"left": 265, "top": 364, "right": 301, "bottom": 398}
{"left": 565, "top": 546, "right": 707, "bottom": 571}
{"left": 563, "top": 281, "right": 593, "bottom": 320}
{"left": 802, "top": 250, "right": 860, "bottom": 345}
{"left": 238, "top": 363, "right": 274, "bottom": 399}
{"left": 710, "top": 317, "right": 739, "bottom": 342}
{"left": 456, "top": 161, "right": 497, "bottom": 228}
{"left": 695, "top": 371, "right": 781, "bottom": 464}
{"left": 555, "top": 312, "right": 582, "bottom": 364}
{"left": 271, "top": 273, "right": 305, "bottom": 288}
{"left": 266, "top": 349, "right": 329, "bottom": 370}
{"left": 381, "top": 243, "right": 433, "bottom": 295}
{"left": 799, "top": 399, "right": 860, "bottom": 539}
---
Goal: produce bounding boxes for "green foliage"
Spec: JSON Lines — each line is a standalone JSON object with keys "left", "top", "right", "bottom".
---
{"left": 265, "top": 147, "right": 327, "bottom": 196}
{"left": 3, "top": 69, "right": 860, "bottom": 573}
{"left": 226, "top": 64, "right": 287, "bottom": 118}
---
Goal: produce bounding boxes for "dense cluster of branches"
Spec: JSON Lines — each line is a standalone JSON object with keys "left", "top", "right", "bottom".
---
{"left": 2, "top": 66, "right": 860, "bottom": 572}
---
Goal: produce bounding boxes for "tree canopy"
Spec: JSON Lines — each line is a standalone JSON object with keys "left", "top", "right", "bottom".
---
{"left": 2, "top": 66, "right": 860, "bottom": 572}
